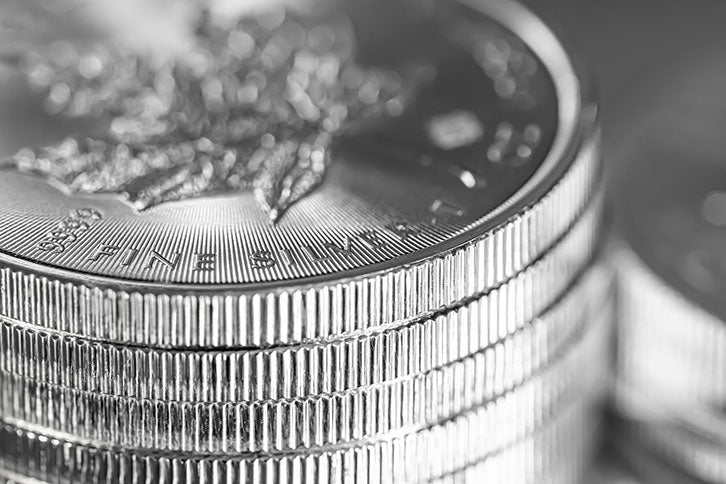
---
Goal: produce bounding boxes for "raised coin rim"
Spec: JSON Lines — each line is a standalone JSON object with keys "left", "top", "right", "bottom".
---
{"left": 0, "top": 204, "right": 607, "bottom": 399}
{"left": 0, "top": 0, "right": 594, "bottom": 294}
{"left": 0, "top": 183, "right": 604, "bottom": 348}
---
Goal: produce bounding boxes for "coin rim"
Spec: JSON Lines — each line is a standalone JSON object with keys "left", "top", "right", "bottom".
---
{"left": 0, "top": 214, "right": 609, "bottom": 401}
{"left": 0, "top": 0, "right": 594, "bottom": 293}
{"left": 0, "top": 179, "right": 604, "bottom": 349}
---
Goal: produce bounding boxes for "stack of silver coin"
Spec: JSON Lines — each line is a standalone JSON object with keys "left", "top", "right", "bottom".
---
{"left": 609, "top": 36, "right": 726, "bottom": 483}
{"left": 0, "top": 0, "right": 610, "bottom": 482}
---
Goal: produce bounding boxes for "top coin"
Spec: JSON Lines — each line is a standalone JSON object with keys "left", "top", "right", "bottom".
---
{"left": 0, "top": 0, "right": 589, "bottom": 289}
{"left": 610, "top": 39, "right": 726, "bottom": 321}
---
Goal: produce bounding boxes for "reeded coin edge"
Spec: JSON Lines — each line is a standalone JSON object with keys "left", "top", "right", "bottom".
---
{"left": 0, "top": 182, "right": 605, "bottom": 349}
{"left": 0, "top": 421, "right": 592, "bottom": 484}
{"left": 0, "top": 304, "right": 611, "bottom": 453}
{"left": 0, "top": 237, "right": 611, "bottom": 401}
{"left": 1, "top": 340, "right": 608, "bottom": 455}
{"left": 432, "top": 409, "right": 598, "bottom": 484}
{"left": 0, "top": 396, "right": 599, "bottom": 484}
{"left": 0, "top": 284, "right": 592, "bottom": 402}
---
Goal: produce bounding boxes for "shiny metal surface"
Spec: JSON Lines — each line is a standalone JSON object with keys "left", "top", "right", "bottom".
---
{"left": 0, "top": 399, "right": 601, "bottom": 484}
{"left": 0, "top": 0, "right": 591, "bottom": 287}
{"left": 0, "top": 279, "right": 612, "bottom": 452}
{"left": 427, "top": 403, "right": 599, "bottom": 484}
{"left": 0, "top": 330, "right": 607, "bottom": 454}
{"left": 0, "top": 149, "right": 599, "bottom": 349}
{"left": 0, "top": 248, "right": 608, "bottom": 400}
{"left": 0, "top": 1, "right": 605, "bottom": 482}
{"left": 616, "top": 246, "right": 726, "bottom": 407}
{"left": 610, "top": 35, "right": 726, "bottom": 484}
{"left": 0, "top": 184, "right": 602, "bottom": 349}
{"left": 0, "top": 198, "right": 604, "bottom": 399}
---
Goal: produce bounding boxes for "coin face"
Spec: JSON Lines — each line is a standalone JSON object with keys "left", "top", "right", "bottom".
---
{"left": 611, "top": 46, "right": 726, "bottom": 320}
{"left": 0, "top": 0, "right": 582, "bottom": 287}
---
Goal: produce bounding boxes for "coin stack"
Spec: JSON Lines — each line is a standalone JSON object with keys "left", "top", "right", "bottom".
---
{"left": 0, "top": 0, "right": 610, "bottom": 482}
{"left": 608, "top": 37, "right": 726, "bottom": 483}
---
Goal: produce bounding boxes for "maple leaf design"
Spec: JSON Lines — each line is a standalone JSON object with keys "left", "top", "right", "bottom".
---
{"left": 5, "top": 5, "right": 425, "bottom": 222}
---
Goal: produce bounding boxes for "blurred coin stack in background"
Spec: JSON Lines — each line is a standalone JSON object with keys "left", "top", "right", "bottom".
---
{"left": 609, "top": 38, "right": 726, "bottom": 483}
{"left": 589, "top": 446, "right": 705, "bottom": 484}
{"left": 0, "top": 0, "right": 611, "bottom": 482}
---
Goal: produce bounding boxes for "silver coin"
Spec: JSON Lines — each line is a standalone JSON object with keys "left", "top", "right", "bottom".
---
{"left": 0, "top": 1, "right": 604, "bottom": 482}
{"left": 0, "top": 286, "right": 612, "bottom": 453}
{"left": 610, "top": 42, "right": 726, "bottom": 323}
{"left": 0, "top": 391, "right": 602, "bottom": 484}
{"left": 609, "top": 33, "right": 726, "bottom": 484}
{"left": 0, "top": 260, "right": 613, "bottom": 455}
{"left": 610, "top": 49, "right": 726, "bottom": 433}
{"left": 420, "top": 403, "right": 600, "bottom": 484}
{"left": 0, "top": 0, "right": 598, "bottom": 348}
{"left": 0, "top": 198, "right": 605, "bottom": 403}
{"left": 614, "top": 245, "right": 726, "bottom": 407}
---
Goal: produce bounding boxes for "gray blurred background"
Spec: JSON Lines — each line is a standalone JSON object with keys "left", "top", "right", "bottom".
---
{"left": 530, "top": 0, "right": 726, "bottom": 160}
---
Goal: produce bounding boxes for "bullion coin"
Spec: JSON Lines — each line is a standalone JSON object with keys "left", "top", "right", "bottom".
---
{"left": 610, "top": 42, "right": 726, "bottom": 484}
{"left": 0, "top": 0, "right": 599, "bottom": 348}
{"left": 0, "top": 279, "right": 612, "bottom": 453}
{"left": 611, "top": 44, "right": 726, "bottom": 333}
{"left": 0, "top": 202, "right": 604, "bottom": 402}
{"left": 616, "top": 247, "right": 726, "bottom": 407}
{"left": 0, "top": 1, "right": 606, "bottom": 483}
{"left": 611, "top": 41, "right": 726, "bottom": 406}
{"left": 424, "top": 402, "right": 600, "bottom": 484}
{"left": 0, "top": 392, "right": 602, "bottom": 484}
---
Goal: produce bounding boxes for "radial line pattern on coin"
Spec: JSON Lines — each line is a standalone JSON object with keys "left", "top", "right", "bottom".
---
{"left": 0, "top": 157, "right": 601, "bottom": 347}
{"left": 0, "top": 0, "right": 579, "bottom": 287}
{"left": 0, "top": 195, "right": 604, "bottom": 388}
{"left": 0, "top": 1, "right": 604, "bottom": 483}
